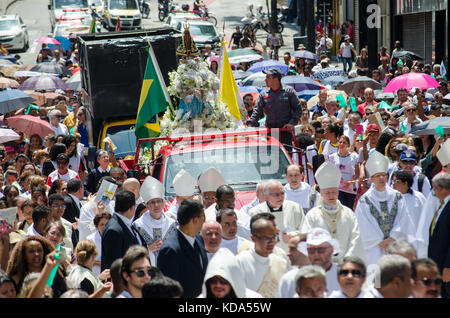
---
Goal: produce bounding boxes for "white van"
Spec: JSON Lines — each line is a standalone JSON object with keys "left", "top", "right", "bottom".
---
{"left": 48, "top": 0, "right": 92, "bottom": 31}
{"left": 102, "top": 0, "right": 142, "bottom": 31}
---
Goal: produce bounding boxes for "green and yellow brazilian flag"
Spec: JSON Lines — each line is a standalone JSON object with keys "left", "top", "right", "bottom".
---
{"left": 135, "top": 44, "right": 172, "bottom": 141}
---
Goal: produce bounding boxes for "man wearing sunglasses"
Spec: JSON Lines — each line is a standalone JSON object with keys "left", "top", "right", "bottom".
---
{"left": 400, "top": 102, "right": 423, "bottom": 134}
{"left": 297, "top": 227, "right": 341, "bottom": 296}
{"left": 411, "top": 258, "right": 442, "bottom": 298}
{"left": 329, "top": 256, "right": 367, "bottom": 298}
{"left": 48, "top": 109, "right": 69, "bottom": 137}
{"left": 118, "top": 245, "right": 160, "bottom": 298}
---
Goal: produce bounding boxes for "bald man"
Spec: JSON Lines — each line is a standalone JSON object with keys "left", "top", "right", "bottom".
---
{"left": 236, "top": 213, "right": 288, "bottom": 298}
{"left": 200, "top": 220, "right": 223, "bottom": 260}
{"left": 123, "top": 178, "right": 146, "bottom": 220}
{"left": 357, "top": 87, "right": 379, "bottom": 116}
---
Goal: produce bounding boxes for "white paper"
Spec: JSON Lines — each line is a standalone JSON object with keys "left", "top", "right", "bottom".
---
{"left": 94, "top": 180, "right": 118, "bottom": 206}
{"left": 104, "top": 137, "right": 117, "bottom": 151}
{"left": 0, "top": 207, "right": 17, "bottom": 228}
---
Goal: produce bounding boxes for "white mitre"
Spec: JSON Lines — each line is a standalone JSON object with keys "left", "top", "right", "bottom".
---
{"left": 173, "top": 169, "right": 196, "bottom": 196}
{"left": 366, "top": 150, "right": 389, "bottom": 177}
{"left": 437, "top": 139, "right": 450, "bottom": 167}
{"left": 140, "top": 176, "right": 165, "bottom": 203}
{"left": 198, "top": 167, "right": 225, "bottom": 192}
{"left": 315, "top": 162, "right": 341, "bottom": 189}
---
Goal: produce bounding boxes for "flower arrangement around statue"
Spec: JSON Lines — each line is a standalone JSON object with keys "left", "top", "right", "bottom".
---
{"left": 138, "top": 23, "right": 238, "bottom": 169}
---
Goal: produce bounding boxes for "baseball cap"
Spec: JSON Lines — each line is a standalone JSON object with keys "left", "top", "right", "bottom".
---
{"left": 262, "top": 68, "right": 283, "bottom": 77}
{"left": 366, "top": 124, "right": 380, "bottom": 132}
{"left": 395, "top": 143, "right": 408, "bottom": 152}
{"left": 297, "top": 228, "right": 340, "bottom": 256}
{"left": 400, "top": 150, "right": 417, "bottom": 162}
{"left": 5, "top": 146, "right": 16, "bottom": 153}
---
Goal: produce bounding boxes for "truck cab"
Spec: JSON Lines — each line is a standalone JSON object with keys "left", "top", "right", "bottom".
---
{"left": 48, "top": 0, "right": 91, "bottom": 31}
{"left": 102, "top": 0, "right": 142, "bottom": 31}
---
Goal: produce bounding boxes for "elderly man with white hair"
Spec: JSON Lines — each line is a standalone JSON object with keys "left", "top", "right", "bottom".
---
{"left": 240, "top": 180, "right": 267, "bottom": 216}
{"left": 295, "top": 265, "right": 328, "bottom": 298}
{"left": 302, "top": 162, "right": 366, "bottom": 262}
{"left": 133, "top": 176, "right": 177, "bottom": 266}
{"left": 48, "top": 109, "right": 69, "bottom": 136}
{"left": 248, "top": 179, "right": 304, "bottom": 253}
{"left": 355, "top": 151, "right": 416, "bottom": 266}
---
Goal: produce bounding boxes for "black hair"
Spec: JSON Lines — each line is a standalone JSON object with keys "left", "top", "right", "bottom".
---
{"left": 315, "top": 127, "right": 325, "bottom": 135}
{"left": 114, "top": 190, "right": 136, "bottom": 214}
{"left": 120, "top": 245, "right": 151, "bottom": 286}
{"left": 48, "top": 193, "right": 65, "bottom": 206}
{"left": 67, "top": 178, "right": 83, "bottom": 193}
{"left": 205, "top": 277, "right": 238, "bottom": 298}
{"left": 249, "top": 212, "right": 275, "bottom": 235}
{"left": 411, "top": 258, "right": 439, "bottom": 280}
{"left": 49, "top": 143, "right": 67, "bottom": 162}
{"left": 177, "top": 199, "right": 204, "bottom": 226}
{"left": 56, "top": 153, "right": 69, "bottom": 163}
{"left": 32, "top": 205, "right": 50, "bottom": 224}
{"left": 215, "top": 185, "right": 234, "bottom": 201}
{"left": 327, "top": 123, "right": 343, "bottom": 138}
{"left": 375, "top": 131, "right": 395, "bottom": 155}
{"left": 392, "top": 170, "right": 414, "bottom": 191}
{"left": 142, "top": 276, "right": 183, "bottom": 298}
{"left": 216, "top": 208, "right": 236, "bottom": 223}
{"left": 310, "top": 120, "right": 322, "bottom": 130}
{"left": 62, "top": 135, "right": 77, "bottom": 157}
{"left": 295, "top": 133, "right": 314, "bottom": 150}
{"left": 15, "top": 153, "right": 29, "bottom": 162}
{"left": 348, "top": 110, "right": 363, "bottom": 120}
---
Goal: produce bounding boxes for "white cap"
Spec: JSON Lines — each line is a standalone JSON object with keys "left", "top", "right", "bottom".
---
{"left": 173, "top": 169, "right": 196, "bottom": 196}
{"left": 366, "top": 150, "right": 390, "bottom": 177}
{"left": 297, "top": 227, "right": 340, "bottom": 256}
{"left": 198, "top": 167, "right": 225, "bottom": 192}
{"left": 140, "top": 176, "right": 165, "bottom": 203}
{"left": 437, "top": 139, "right": 450, "bottom": 167}
{"left": 315, "top": 162, "right": 341, "bottom": 189}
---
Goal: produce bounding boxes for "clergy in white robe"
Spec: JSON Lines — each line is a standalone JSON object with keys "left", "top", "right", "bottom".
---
{"left": 248, "top": 180, "right": 304, "bottom": 253}
{"left": 301, "top": 162, "right": 366, "bottom": 262}
{"left": 132, "top": 176, "right": 177, "bottom": 266}
{"left": 284, "top": 164, "right": 314, "bottom": 212}
{"left": 78, "top": 197, "right": 115, "bottom": 241}
{"left": 199, "top": 248, "right": 262, "bottom": 298}
{"left": 355, "top": 151, "right": 416, "bottom": 266}
{"left": 239, "top": 181, "right": 267, "bottom": 216}
{"left": 236, "top": 217, "right": 288, "bottom": 298}
{"left": 217, "top": 208, "right": 251, "bottom": 255}
{"left": 165, "top": 169, "right": 196, "bottom": 221}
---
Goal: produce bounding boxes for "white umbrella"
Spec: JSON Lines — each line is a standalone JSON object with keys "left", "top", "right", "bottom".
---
{"left": 66, "top": 72, "right": 81, "bottom": 91}
{"left": 0, "top": 128, "right": 20, "bottom": 143}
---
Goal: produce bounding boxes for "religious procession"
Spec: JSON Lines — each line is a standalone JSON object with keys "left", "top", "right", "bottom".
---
{"left": 0, "top": 0, "right": 449, "bottom": 302}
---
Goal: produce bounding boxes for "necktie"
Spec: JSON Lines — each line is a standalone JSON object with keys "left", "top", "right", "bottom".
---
{"left": 430, "top": 200, "right": 445, "bottom": 237}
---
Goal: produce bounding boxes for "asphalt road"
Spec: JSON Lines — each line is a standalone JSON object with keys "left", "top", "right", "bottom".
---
{"left": 6, "top": 0, "right": 304, "bottom": 65}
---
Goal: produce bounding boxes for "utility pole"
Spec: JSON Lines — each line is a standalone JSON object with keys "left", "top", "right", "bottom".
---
{"left": 271, "top": 0, "right": 277, "bottom": 32}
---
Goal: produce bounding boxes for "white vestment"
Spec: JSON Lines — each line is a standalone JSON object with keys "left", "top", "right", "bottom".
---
{"left": 355, "top": 185, "right": 416, "bottom": 265}
{"left": 133, "top": 211, "right": 177, "bottom": 266}
{"left": 205, "top": 203, "right": 251, "bottom": 240}
{"left": 78, "top": 198, "right": 115, "bottom": 241}
{"left": 219, "top": 236, "right": 249, "bottom": 255}
{"left": 414, "top": 192, "right": 439, "bottom": 258}
{"left": 86, "top": 230, "right": 102, "bottom": 276}
{"left": 277, "top": 267, "right": 299, "bottom": 298}
{"left": 165, "top": 202, "right": 179, "bottom": 221}
{"left": 301, "top": 201, "right": 366, "bottom": 262}
{"left": 403, "top": 190, "right": 426, "bottom": 230}
{"left": 284, "top": 183, "right": 312, "bottom": 211}
{"left": 328, "top": 289, "right": 368, "bottom": 298}
{"left": 239, "top": 197, "right": 261, "bottom": 216}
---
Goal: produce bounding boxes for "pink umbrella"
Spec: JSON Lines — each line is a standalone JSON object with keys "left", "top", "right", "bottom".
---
{"left": 383, "top": 72, "right": 440, "bottom": 93}
{"left": 6, "top": 115, "right": 54, "bottom": 138}
{"left": 36, "top": 37, "right": 60, "bottom": 45}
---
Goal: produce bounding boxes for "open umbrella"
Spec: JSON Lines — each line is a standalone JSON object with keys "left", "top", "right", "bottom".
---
{"left": 6, "top": 115, "right": 54, "bottom": 138}
{"left": 291, "top": 50, "right": 318, "bottom": 60}
{"left": 35, "top": 37, "right": 60, "bottom": 45}
{"left": 247, "top": 60, "right": 290, "bottom": 75}
{"left": 30, "top": 62, "right": 70, "bottom": 76}
{"left": 409, "top": 117, "right": 450, "bottom": 136}
{"left": 383, "top": 73, "right": 440, "bottom": 93}
{"left": 0, "top": 88, "right": 35, "bottom": 114}
{"left": 339, "top": 76, "right": 382, "bottom": 96}
{"left": 238, "top": 85, "right": 262, "bottom": 93}
{"left": 13, "top": 71, "right": 59, "bottom": 78}
{"left": 0, "top": 56, "right": 17, "bottom": 63}
{"left": 0, "top": 65, "right": 21, "bottom": 78}
{"left": 393, "top": 50, "right": 423, "bottom": 61}
{"left": 281, "top": 76, "right": 324, "bottom": 92}
{"left": 241, "top": 72, "right": 266, "bottom": 87}
{"left": 50, "top": 36, "right": 71, "bottom": 52}
{"left": 320, "top": 75, "right": 348, "bottom": 87}
{"left": 232, "top": 70, "right": 252, "bottom": 80}
{"left": 19, "top": 75, "right": 68, "bottom": 91}
{"left": 0, "top": 128, "right": 20, "bottom": 143}
{"left": 311, "top": 67, "right": 346, "bottom": 81}
{"left": 307, "top": 90, "right": 348, "bottom": 109}
{"left": 0, "top": 59, "right": 14, "bottom": 66}
{"left": 297, "top": 89, "right": 322, "bottom": 101}
{"left": 227, "top": 48, "right": 262, "bottom": 64}
{"left": 0, "top": 78, "right": 19, "bottom": 89}
{"left": 66, "top": 72, "right": 81, "bottom": 91}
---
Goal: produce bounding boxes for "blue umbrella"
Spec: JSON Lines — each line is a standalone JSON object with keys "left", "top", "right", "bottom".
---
{"left": 48, "top": 36, "right": 71, "bottom": 52}
{"left": 281, "top": 76, "right": 323, "bottom": 92}
{"left": 0, "top": 88, "right": 35, "bottom": 114}
{"left": 238, "top": 85, "right": 262, "bottom": 93}
{"left": 247, "top": 60, "right": 290, "bottom": 75}
{"left": 291, "top": 50, "right": 318, "bottom": 60}
{"left": 0, "top": 55, "right": 17, "bottom": 63}
{"left": 296, "top": 89, "right": 321, "bottom": 101}
{"left": 320, "top": 75, "right": 348, "bottom": 87}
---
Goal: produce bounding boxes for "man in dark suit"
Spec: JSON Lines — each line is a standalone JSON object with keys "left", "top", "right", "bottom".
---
{"left": 428, "top": 172, "right": 450, "bottom": 297}
{"left": 157, "top": 199, "right": 208, "bottom": 298}
{"left": 101, "top": 190, "right": 147, "bottom": 271}
{"left": 64, "top": 178, "right": 84, "bottom": 224}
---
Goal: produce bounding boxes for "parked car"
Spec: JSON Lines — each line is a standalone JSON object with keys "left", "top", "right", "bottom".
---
{"left": 173, "top": 18, "right": 220, "bottom": 51}
{"left": 0, "top": 15, "right": 29, "bottom": 52}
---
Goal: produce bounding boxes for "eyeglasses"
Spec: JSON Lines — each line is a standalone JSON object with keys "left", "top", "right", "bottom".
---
{"left": 405, "top": 109, "right": 416, "bottom": 113}
{"left": 339, "top": 269, "right": 363, "bottom": 278}
{"left": 254, "top": 233, "right": 279, "bottom": 244}
{"left": 307, "top": 246, "right": 330, "bottom": 254}
{"left": 269, "top": 192, "right": 285, "bottom": 197}
{"left": 365, "top": 112, "right": 374, "bottom": 116}
{"left": 416, "top": 277, "right": 443, "bottom": 286}
{"left": 130, "top": 268, "right": 155, "bottom": 278}
{"left": 209, "top": 276, "right": 229, "bottom": 285}
{"left": 51, "top": 204, "right": 66, "bottom": 209}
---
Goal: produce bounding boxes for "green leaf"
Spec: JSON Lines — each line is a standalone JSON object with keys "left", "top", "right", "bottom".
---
{"left": 435, "top": 125, "right": 445, "bottom": 138}
{"left": 400, "top": 121, "right": 407, "bottom": 134}
{"left": 336, "top": 94, "right": 347, "bottom": 109}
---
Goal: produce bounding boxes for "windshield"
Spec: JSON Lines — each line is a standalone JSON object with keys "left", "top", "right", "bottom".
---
{"left": 110, "top": 0, "right": 138, "bottom": 10}
{"left": 188, "top": 24, "right": 217, "bottom": 37}
{"left": 163, "top": 145, "right": 291, "bottom": 197}
{"left": 55, "top": 0, "right": 89, "bottom": 9}
{"left": 0, "top": 20, "right": 20, "bottom": 31}
{"left": 88, "top": 0, "right": 102, "bottom": 5}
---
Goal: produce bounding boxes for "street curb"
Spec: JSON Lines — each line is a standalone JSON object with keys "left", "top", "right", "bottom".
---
{"left": 5, "top": 0, "right": 21, "bottom": 14}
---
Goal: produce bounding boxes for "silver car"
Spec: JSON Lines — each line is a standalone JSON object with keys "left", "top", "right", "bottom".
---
{"left": 0, "top": 15, "right": 29, "bottom": 52}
